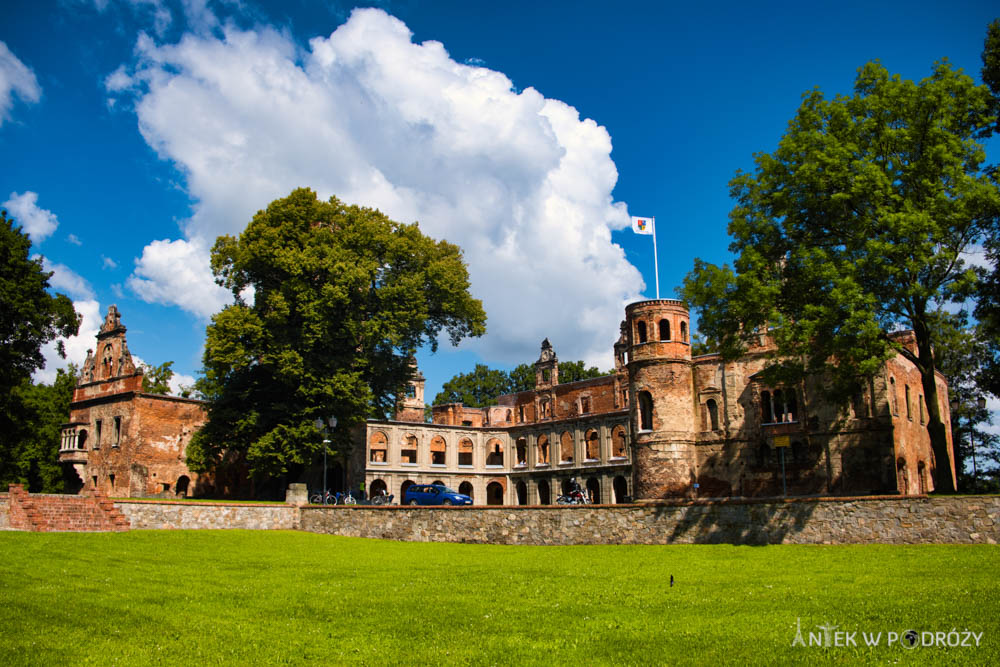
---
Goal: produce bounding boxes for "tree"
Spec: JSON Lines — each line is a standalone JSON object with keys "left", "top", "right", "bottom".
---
{"left": 141, "top": 361, "right": 174, "bottom": 395}
{"left": 931, "top": 311, "right": 1000, "bottom": 492}
{"left": 188, "top": 188, "right": 486, "bottom": 485}
{"left": 0, "top": 210, "right": 79, "bottom": 427}
{"left": 508, "top": 363, "right": 536, "bottom": 394}
{"left": 433, "top": 364, "right": 512, "bottom": 407}
{"left": 435, "top": 359, "right": 611, "bottom": 408}
{"left": 982, "top": 19, "right": 1000, "bottom": 140}
{"left": 0, "top": 366, "right": 78, "bottom": 492}
{"left": 556, "top": 360, "right": 608, "bottom": 384}
{"left": 681, "top": 61, "right": 1000, "bottom": 493}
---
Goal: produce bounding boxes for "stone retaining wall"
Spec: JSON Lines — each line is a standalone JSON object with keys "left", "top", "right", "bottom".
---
{"left": 3, "top": 493, "right": 998, "bottom": 544}
{"left": 299, "top": 495, "right": 1000, "bottom": 545}
{"left": 114, "top": 500, "right": 298, "bottom": 530}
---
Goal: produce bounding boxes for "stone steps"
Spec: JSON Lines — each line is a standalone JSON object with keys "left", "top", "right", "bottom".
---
{"left": 7, "top": 485, "right": 130, "bottom": 532}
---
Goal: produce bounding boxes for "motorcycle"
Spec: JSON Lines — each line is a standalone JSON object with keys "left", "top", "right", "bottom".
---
{"left": 556, "top": 488, "right": 589, "bottom": 505}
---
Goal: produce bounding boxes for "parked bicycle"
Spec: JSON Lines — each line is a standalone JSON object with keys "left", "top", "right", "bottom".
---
{"left": 370, "top": 489, "right": 394, "bottom": 506}
{"left": 309, "top": 489, "right": 336, "bottom": 505}
{"left": 335, "top": 490, "right": 358, "bottom": 505}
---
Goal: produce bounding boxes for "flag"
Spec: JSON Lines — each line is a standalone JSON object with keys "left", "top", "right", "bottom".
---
{"left": 631, "top": 216, "right": 654, "bottom": 235}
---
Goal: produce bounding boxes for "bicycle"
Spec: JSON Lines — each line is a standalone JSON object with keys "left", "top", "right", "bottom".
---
{"left": 309, "top": 489, "right": 336, "bottom": 505}
{"left": 336, "top": 490, "right": 358, "bottom": 505}
{"left": 370, "top": 490, "right": 394, "bottom": 506}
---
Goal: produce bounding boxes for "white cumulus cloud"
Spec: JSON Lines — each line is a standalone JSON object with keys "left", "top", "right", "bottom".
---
{"left": 0, "top": 41, "right": 41, "bottom": 126}
{"left": 127, "top": 237, "right": 230, "bottom": 319}
{"left": 115, "top": 8, "right": 643, "bottom": 366}
{"left": 34, "top": 299, "right": 103, "bottom": 384}
{"left": 4, "top": 191, "right": 59, "bottom": 242}
{"left": 32, "top": 254, "right": 95, "bottom": 300}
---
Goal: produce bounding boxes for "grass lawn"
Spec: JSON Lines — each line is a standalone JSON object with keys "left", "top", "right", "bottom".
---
{"left": 0, "top": 531, "right": 997, "bottom": 665}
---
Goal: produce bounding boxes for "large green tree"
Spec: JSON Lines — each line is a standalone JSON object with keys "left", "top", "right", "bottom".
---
{"left": 433, "top": 364, "right": 512, "bottom": 407}
{"left": 681, "top": 61, "right": 1000, "bottom": 493}
{"left": 0, "top": 210, "right": 79, "bottom": 427}
{"left": 141, "top": 361, "right": 174, "bottom": 395}
{"left": 0, "top": 366, "right": 78, "bottom": 493}
{"left": 188, "top": 188, "right": 486, "bottom": 485}
{"left": 435, "top": 360, "right": 610, "bottom": 407}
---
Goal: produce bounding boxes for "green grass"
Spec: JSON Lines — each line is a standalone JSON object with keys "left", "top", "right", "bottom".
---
{"left": 0, "top": 532, "right": 997, "bottom": 665}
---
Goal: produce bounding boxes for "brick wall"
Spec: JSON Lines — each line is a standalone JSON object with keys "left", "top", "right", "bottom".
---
{"left": 6, "top": 485, "right": 129, "bottom": 532}
{"left": 299, "top": 495, "right": 1000, "bottom": 545}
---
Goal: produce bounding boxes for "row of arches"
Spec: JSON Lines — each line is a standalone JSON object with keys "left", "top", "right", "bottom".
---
{"left": 370, "top": 425, "right": 629, "bottom": 468}
{"left": 635, "top": 318, "right": 688, "bottom": 344}
{"left": 370, "top": 475, "right": 631, "bottom": 506}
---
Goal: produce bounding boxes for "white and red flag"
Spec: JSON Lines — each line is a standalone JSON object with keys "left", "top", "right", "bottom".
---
{"left": 631, "top": 216, "right": 654, "bottom": 235}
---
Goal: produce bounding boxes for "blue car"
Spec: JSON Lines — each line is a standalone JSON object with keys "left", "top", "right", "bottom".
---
{"left": 404, "top": 484, "right": 473, "bottom": 506}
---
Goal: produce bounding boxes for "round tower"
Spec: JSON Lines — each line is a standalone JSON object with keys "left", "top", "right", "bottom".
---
{"left": 625, "top": 299, "right": 696, "bottom": 499}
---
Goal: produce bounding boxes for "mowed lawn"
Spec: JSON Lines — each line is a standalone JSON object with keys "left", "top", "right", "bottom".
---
{"left": 0, "top": 531, "right": 997, "bottom": 665}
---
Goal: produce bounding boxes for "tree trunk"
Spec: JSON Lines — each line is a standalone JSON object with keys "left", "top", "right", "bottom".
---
{"left": 913, "top": 320, "right": 956, "bottom": 493}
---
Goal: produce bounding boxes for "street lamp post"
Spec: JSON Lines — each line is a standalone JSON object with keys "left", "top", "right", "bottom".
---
{"left": 315, "top": 416, "right": 338, "bottom": 504}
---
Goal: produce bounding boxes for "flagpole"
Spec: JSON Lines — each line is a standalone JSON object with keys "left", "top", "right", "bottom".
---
{"left": 652, "top": 218, "right": 660, "bottom": 299}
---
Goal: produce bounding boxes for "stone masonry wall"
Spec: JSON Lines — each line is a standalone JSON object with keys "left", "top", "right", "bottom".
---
{"left": 114, "top": 500, "right": 299, "bottom": 530}
{"left": 0, "top": 494, "right": 9, "bottom": 529}
{"left": 299, "top": 496, "right": 1000, "bottom": 545}
{"left": 3, "top": 493, "right": 996, "bottom": 544}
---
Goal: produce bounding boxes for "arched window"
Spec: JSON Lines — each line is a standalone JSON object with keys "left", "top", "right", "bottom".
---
{"left": 516, "top": 481, "right": 527, "bottom": 505}
{"left": 785, "top": 390, "right": 798, "bottom": 422}
{"left": 659, "top": 319, "right": 671, "bottom": 340}
{"left": 401, "top": 479, "right": 416, "bottom": 500}
{"left": 680, "top": 321, "right": 688, "bottom": 342}
{"left": 611, "top": 425, "right": 627, "bottom": 458}
{"left": 586, "top": 477, "right": 601, "bottom": 504}
{"left": 889, "top": 376, "right": 899, "bottom": 415}
{"left": 537, "top": 479, "right": 551, "bottom": 505}
{"left": 638, "top": 391, "right": 653, "bottom": 431}
{"left": 515, "top": 438, "right": 527, "bottom": 466}
{"left": 401, "top": 434, "right": 418, "bottom": 464}
{"left": 705, "top": 398, "right": 719, "bottom": 430}
{"left": 917, "top": 461, "right": 927, "bottom": 494}
{"left": 458, "top": 481, "right": 474, "bottom": 501}
{"left": 560, "top": 431, "right": 574, "bottom": 463}
{"left": 485, "top": 438, "right": 504, "bottom": 466}
{"left": 458, "top": 438, "right": 473, "bottom": 466}
{"left": 761, "top": 391, "right": 774, "bottom": 424}
{"left": 175, "top": 475, "right": 190, "bottom": 497}
{"left": 370, "top": 479, "right": 388, "bottom": 498}
{"left": 430, "top": 436, "right": 446, "bottom": 465}
{"left": 537, "top": 434, "right": 550, "bottom": 464}
{"left": 636, "top": 320, "right": 647, "bottom": 343}
{"left": 905, "top": 385, "right": 912, "bottom": 420}
{"left": 77, "top": 429, "right": 88, "bottom": 450}
{"left": 613, "top": 475, "right": 629, "bottom": 503}
{"left": 486, "top": 482, "right": 504, "bottom": 505}
{"left": 539, "top": 398, "right": 551, "bottom": 419}
{"left": 369, "top": 431, "right": 388, "bottom": 463}
{"left": 585, "top": 429, "right": 600, "bottom": 460}
{"left": 896, "top": 459, "right": 908, "bottom": 494}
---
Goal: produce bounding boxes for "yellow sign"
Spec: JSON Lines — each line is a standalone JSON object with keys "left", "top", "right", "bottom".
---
{"left": 773, "top": 435, "right": 791, "bottom": 448}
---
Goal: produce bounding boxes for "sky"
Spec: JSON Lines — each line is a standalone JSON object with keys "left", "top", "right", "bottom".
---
{"left": 1, "top": 0, "right": 998, "bottom": 405}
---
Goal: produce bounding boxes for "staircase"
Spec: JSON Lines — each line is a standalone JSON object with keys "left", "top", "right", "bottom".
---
{"left": 7, "top": 484, "right": 130, "bottom": 532}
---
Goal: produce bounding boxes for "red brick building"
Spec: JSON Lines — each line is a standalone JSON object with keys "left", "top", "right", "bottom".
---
{"left": 58, "top": 306, "right": 208, "bottom": 497}
{"left": 360, "top": 299, "right": 955, "bottom": 503}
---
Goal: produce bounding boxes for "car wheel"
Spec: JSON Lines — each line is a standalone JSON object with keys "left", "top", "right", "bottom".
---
{"left": 443, "top": 498, "right": 453, "bottom": 505}
{"left": 408, "top": 499, "right": 419, "bottom": 505}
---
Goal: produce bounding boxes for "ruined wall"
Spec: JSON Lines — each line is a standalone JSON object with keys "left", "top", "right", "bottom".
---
{"left": 299, "top": 496, "right": 1000, "bottom": 545}
{"left": 0, "top": 493, "right": 9, "bottom": 529}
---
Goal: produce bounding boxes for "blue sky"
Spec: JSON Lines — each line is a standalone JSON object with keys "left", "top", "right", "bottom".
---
{"left": 1, "top": 0, "right": 997, "bottom": 403}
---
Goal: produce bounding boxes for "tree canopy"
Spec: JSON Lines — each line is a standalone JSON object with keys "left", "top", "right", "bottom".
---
{"left": 0, "top": 210, "right": 79, "bottom": 420}
{"left": 434, "top": 360, "right": 609, "bottom": 406}
{"left": 188, "top": 188, "right": 486, "bottom": 482}
{"left": 681, "top": 60, "right": 1000, "bottom": 493}
{"left": 0, "top": 366, "right": 78, "bottom": 493}
{"left": 141, "top": 361, "right": 174, "bottom": 395}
